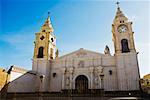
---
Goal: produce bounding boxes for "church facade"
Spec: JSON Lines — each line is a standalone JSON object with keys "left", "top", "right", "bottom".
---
{"left": 6, "top": 5, "right": 140, "bottom": 93}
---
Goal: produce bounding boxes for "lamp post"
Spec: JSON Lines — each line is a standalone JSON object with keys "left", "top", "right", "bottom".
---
{"left": 39, "top": 75, "right": 45, "bottom": 100}
{"left": 100, "top": 73, "right": 104, "bottom": 96}
{"left": 69, "top": 68, "right": 73, "bottom": 100}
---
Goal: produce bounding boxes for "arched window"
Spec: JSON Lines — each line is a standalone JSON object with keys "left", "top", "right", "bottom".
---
{"left": 50, "top": 48, "right": 53, "bottom": 59}
{"left": 121, "top": 39, "right": 130, "bottom": 53}
{"left": 37, "top": 47, "right": 44, "bottom": 58}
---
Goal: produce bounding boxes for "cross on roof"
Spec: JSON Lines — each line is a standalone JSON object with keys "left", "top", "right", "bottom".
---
{"left": 116, "top": 1, "right": 120, "bottom": 8}
{"left": 48, "top": 12, "right": 50, "bottom": 17}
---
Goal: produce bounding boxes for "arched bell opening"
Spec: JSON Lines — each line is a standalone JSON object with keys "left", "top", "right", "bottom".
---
{"left": 37, "top": 47, "right": 44, "bottom": 58}
{"left": 121, "top": 39, "right": 130, "bottom": 53}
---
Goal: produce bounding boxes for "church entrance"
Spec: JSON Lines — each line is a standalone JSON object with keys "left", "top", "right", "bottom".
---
{"left": 75, "top": 75, "right": 88, "bottom": 93}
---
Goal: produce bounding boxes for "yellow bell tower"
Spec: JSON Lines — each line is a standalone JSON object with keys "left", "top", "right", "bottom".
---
{"left": 33, "top": 14, "right": 57, "bottom": 60}
{"left": 32, "top": 14, "right": 58, "bottom": 91}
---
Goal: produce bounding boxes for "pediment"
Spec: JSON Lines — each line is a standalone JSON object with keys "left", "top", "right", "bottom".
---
{"left": 58, "top": 48, "right": 105, "bottom": 60}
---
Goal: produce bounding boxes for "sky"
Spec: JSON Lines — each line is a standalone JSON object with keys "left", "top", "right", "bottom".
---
{"left": 0, "top": 0, "right": 149, "bottom": 77}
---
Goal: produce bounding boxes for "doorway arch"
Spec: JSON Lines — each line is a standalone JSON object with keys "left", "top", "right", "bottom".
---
{"left": 75, "top": 75, "right": 88, "bottom": 93}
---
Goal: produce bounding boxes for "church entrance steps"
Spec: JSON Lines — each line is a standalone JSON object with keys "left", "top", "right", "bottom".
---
{"left": 0, "top": 90, "right": 148, "bottom": 100}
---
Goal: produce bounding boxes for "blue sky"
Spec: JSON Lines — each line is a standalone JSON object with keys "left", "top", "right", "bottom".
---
{"left": 0, "top": 0, "right": 149, "bottom": 77}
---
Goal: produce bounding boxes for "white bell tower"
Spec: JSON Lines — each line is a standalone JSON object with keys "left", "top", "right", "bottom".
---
{"left": 112, "top": 2, "right": 140, "bottom": 91}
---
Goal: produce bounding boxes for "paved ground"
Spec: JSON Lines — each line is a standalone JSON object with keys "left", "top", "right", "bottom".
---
{"left": 108, "top": 97, "right": 147, "bottom": 100}
{"left": 1, "top": 96, "right": 149, "bottom": 100}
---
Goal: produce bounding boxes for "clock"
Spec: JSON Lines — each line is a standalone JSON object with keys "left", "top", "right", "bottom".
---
{"left": 117, "top": 25, "right": 128, "bottom": 33}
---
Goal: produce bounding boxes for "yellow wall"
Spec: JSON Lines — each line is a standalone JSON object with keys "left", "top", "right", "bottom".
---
{"left": 0, "top": 68, "right": 9, "bottom": 90}
{"left": 143, "top": 74, "right": 150, "bottom": 86}
{"left": 140, "top": 74, "right": 150, "bottom": 94}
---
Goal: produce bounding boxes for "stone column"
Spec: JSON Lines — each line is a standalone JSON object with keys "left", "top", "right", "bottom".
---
{"left": 69, "top": 67, "right": 74, "bottom": 89}
{"left": 89, "top": 67, "right": 94, "bottom": 89}
{"left": 61, "top": 68, "right": 66, "bottom": 90}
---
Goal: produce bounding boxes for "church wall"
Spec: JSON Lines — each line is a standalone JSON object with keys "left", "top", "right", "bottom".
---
{"left": 58, "top": 49, "right": 106, "bottom": 68}
{"left": 58, "top": 56, "right": 103, "bottom": 68}
{"left": 10, "top": 72, "right": 24, "bottom": 82}
{"left": 115, "top": 53, "right": 140, "bottom": 91}
{"left": 93, "top": 58, "right": 100, "bottom": 66}
{"left": 9, "top": 66, "right": 27, "bottom": 82}
{"left": 50, "top": 53, "right": 118, "bottom": 91}
{"left": 99, "top": 55, "right": 118, "bottom": 91}
{"left": 102, "top": 56, "right": 115, "bottom": 66}
{"left": 103, "top": 66, "right": 118, "bottom": 91}
{"left": 50, "top": 67, "right": 62, "bottom": 92}
{"left": 32, "top": 59, "right": 50, "bottom": 91}
{"left": 8, "top": 72, "right": 37, "bottom": 92}
{"left": 51, "top": 50, "right": 117, "bottom": 90}
{"left": 124, "top": 53, "right": 140, "bottom": 90}
{"left": 115, "top": 54, "right": 128, "bottom": 90}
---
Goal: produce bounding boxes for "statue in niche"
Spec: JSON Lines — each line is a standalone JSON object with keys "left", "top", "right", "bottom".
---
{"left": 98, "top": 66, "right": 104, "bottom": 74}
{"left": 94, "top": 75, "right": 99, "bottom": 85}
{"left": 104, "top": 45, "right": 110, "bottom": 55}
{"left": 66, "top": 77, "right": 70, "bottom": 86}
{"left": 95, "top": 66, "right": 104, "bottom": 84}
{"left": 64, "top": 68, "right": 70, "bottom": 74}
{"left": 94, "top": 66, "right": 103, "bottom": 75}
{"left": 94, "top": 67, "right": 100, "bottom": 86}
{"left": 65, "top": 68, "right": 70, "bottom": 87}
{"left": 55, "top": 49, "right": 59, "bottom": 58}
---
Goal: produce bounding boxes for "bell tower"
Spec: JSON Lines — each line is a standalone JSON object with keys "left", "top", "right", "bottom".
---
{"left": 112, "top": 2, "right": 136, "bottom": 54}
{"left": 33, "top": 14, "right": 57, "bottom": 60}
{"left": 32, "top": 14, "right": 57, "bottom": 91}
{"left": 112, "top": 2, "right": 140, "bottom": 91}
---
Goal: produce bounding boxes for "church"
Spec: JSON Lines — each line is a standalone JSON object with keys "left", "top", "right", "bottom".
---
{"left": 4, "top": 4, "right": 140, "bottom": 94}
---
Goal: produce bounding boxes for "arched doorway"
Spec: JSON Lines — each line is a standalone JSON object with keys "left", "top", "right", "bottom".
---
{"left": 75, "top": 75, "right": 88, "bottom": 93}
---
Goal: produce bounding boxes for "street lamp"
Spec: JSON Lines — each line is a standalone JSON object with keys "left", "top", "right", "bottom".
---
{"left": 40, "top": 75, "right": 45, "bottom": 82}
{"left": 100, "top": 73, "right": 104, "bottom": 89}
{"left": 100, "top": 73, "right": 104, "bottom": 96}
